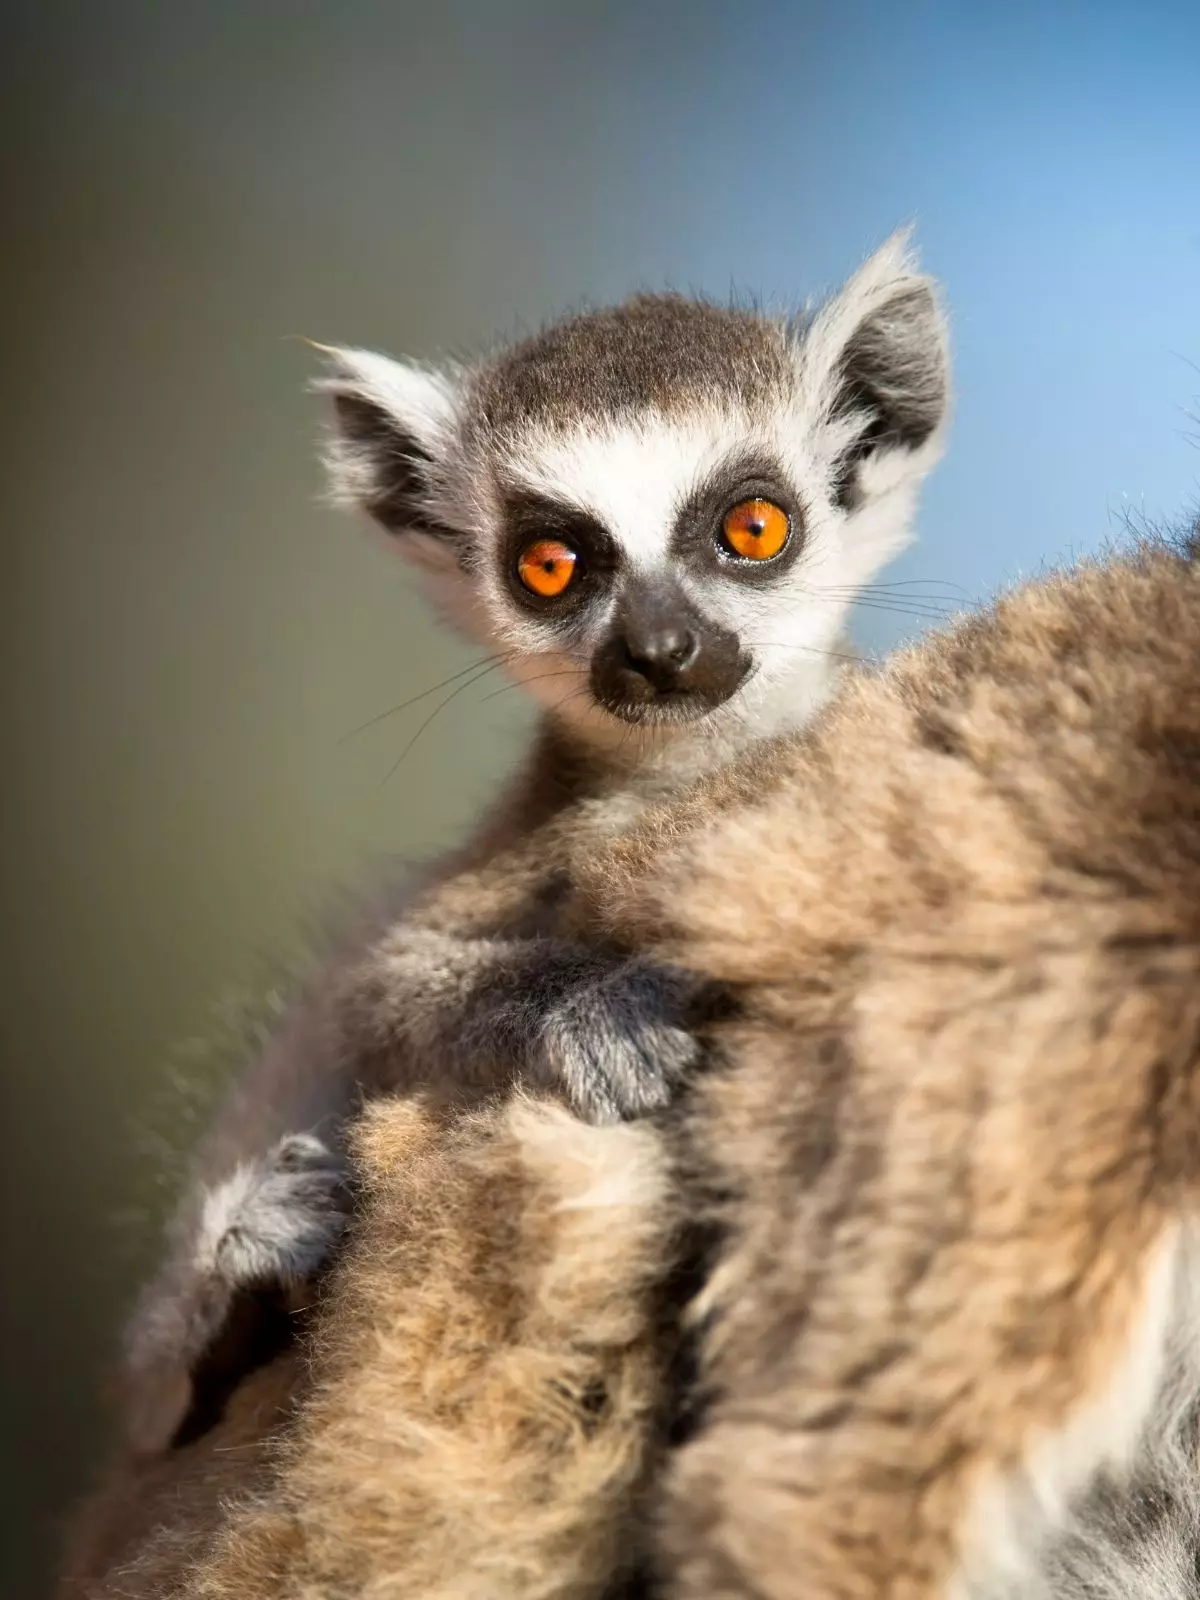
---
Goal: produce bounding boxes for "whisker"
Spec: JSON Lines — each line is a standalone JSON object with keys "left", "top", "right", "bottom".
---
{"left": 340, "top": 653, "right": 512, "bottom": 744}
{"left": 849, "top": 579, "right": 972, "bottom": 598}
{"left": 748, "top": 586, "right": 950, "bottom": 627}
{"left": 477, "top": 681, "right": 530, "bottom": 707}
{"left": 742, "top": 640, "right": 863, "bottom": 662}
{"left": 825, "top": 589, "right": 965, "bottom": 612}
{"left": 478, "top": 667, "right": 586, "bottom": 706}
{"left": 379, "top": 658, "right": 510, "bottom": 788}
{"left": 544, "top": 683, "right": 596, "bottom": 726}
{"left": 794, "top": 581, "right": 960, "bottom": 622}
{"left": 554, "top": 683, "right": 594, "bottom": 713}
{"left": 843, "top": 599, "right": 954, "bottom": 622}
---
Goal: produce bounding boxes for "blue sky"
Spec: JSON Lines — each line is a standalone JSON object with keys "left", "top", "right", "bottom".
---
{"left": 544, "top": 1, "right": 1200, "bottom": 649}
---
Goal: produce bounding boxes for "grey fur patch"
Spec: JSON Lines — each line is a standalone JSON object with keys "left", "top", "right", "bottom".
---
{"left": 471, "top": 294, "right": 793, "bottom": 436}
{"left": 539, "top": 956, "right": 703, "bottom": 1122}
{"left": 836, "top": 281, "right": 946, "bottom": 453}
{"left": 329, "top": 394, "right": 452, "bottom": 537}
{"left": 970, "top": 1343, "right": 1200, "bottom": 1599}
{"left": 196, "top": 1132, "right": 349, "bottom": 1288}
{"left": 829, "top": 278, "right": 948, "bottom": 508}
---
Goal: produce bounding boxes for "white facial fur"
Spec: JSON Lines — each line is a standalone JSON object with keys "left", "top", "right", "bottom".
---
{"left": 316, "top": 231, "right": 950, "bottom": 756}
{"left": 472, "top": 402, "right": 936, "bottom": 738}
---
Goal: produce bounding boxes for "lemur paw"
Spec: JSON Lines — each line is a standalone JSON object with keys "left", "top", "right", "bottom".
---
{"left": 121, "top": 1133, "right": 351, "bottom": 1452}
{"left": 540, "top": 959, "right": 702, "bottom": 1122}
{"left": 196, "top": 1132, "right": 350, "bottom": 1290}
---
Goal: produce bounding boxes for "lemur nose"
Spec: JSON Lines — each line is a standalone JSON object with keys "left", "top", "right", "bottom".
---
{"left": 591, "top": 584, "right": 745, "bottom": 719}
{"left": 622, "top": 621, "right": 700, "bottom": 685}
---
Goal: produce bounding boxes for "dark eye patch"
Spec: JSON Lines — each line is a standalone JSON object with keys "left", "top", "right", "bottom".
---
{"left": 670, "top": 450, "right": 807, "bottom": 585}
{"left": 499, "top": 489, "right": 620, "bottom": 621}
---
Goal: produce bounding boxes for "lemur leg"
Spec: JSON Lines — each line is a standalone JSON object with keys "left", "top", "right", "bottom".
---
{"left": 540, "top": 953, "right": 706, "bottom": 1119}
{"left": 190, "top": 1132, "right": 350, "bottom": 1312}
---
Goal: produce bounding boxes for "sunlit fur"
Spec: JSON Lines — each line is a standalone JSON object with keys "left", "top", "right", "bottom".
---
{"left": 59, "top": 1096, "right": 676, "bottom": 1600}
{"left": 570, "top": 527, "right": 1200, "bottom": 1599}
{"left": 101, "top": 231, "right": 951, "bottom": 1464}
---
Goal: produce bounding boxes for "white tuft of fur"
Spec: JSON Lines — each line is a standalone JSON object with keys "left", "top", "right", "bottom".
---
{"left": 313, "top": 345, "right": 461, "bottom": 457}
{"left": 310, "top": 345, "right": 466, "bottom": 572}
{"left": 959, "top": 1224, "right": 1200, "bottom": 1600}
{"left": 797, "top": 228, "right": 936, "bottom": 429}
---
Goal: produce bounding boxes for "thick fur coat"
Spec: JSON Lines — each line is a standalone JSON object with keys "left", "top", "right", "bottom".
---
{"left": 576, "top": 528, "right": 1200, "bottom": 1598}
{"left": 61, "top": 530, "right": 1200, "bottom": 1598}
{"left": 60, "top": 1094, "right": 677, "bottom": 1599}
{"left": 123, "top": 235, "right": 948, "bottom": 1456}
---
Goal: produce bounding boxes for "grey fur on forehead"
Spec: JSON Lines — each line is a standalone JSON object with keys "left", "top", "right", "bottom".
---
{"left": 470, "top": 294, "right": 794, "bottom": 435}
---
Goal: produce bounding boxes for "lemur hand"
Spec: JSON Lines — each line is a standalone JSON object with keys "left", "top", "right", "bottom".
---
{"left": 539, "top": 956, "right": 704, "bottom": 1122}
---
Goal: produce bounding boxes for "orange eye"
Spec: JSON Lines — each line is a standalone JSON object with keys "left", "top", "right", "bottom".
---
{"left": 721, "top": 499, "right": 790, "bottom": 561}
{"left": 517, "top": 539, "right": 579, "bottom": 598}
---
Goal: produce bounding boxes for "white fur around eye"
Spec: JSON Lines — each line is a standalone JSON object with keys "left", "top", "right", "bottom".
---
{"left": 316, "top": 231, "right": 949, "bottom": 752}
{"left": 506, "top": 412, "right": 736, "bottom": 572}
{"left": 472, "top": 389, "right": 934, "bottom": 742}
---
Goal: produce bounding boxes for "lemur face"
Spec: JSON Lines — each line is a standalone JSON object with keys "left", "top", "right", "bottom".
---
{"left": 317, "top": 232, "right": 949, "bottom": 740}
{"left": 490, "top": 423, "right": 802, "bottom": 727}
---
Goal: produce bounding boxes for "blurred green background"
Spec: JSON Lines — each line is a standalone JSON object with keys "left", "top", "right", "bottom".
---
{"left": 2, "top": 1, "right": 1197, "bottom": 1592}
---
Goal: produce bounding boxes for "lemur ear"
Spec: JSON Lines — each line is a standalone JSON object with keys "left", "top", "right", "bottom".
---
{"left": 310, "top": 344, "right": 465, "bottom": 562}
{"left": 799, "top": 230, "right": 950, "bottom": 508}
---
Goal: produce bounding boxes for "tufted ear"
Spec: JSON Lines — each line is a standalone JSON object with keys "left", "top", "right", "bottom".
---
{"left": 311, "top": 344, "right": 466, "bottom": 566}
{"left": 800, "top": 229, "right": 950, "bottom": 508}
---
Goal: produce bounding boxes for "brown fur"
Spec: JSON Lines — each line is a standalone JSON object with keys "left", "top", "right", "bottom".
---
{"left": 62, "top": 533, "right": 1200, "bottom": 1598}
{"left": 63, "top": 1092, "right": 676, "bottom": 1598}
{"left": 567, "top": 531, "right": 1200, "bottom": 1597}
{"left": 57, "top": 1353, "right": 305, "bottom": 1599}
{"left": 472, "top": 291, "right": 795, "bottom": 433}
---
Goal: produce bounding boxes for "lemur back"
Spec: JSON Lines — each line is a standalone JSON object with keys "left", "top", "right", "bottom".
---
{"left": 570, "top": 527, "right": 1200, "bottom": 1599}
{"left": 119, "top": 231, "right": 951, "bottom": 1455}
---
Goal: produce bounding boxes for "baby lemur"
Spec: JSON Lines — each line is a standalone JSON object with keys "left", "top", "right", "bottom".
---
{"left": 123, "top": 232, "right": 950, "bottom": 1452}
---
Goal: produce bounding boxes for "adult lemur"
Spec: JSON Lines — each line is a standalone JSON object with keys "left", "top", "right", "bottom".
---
{"left": 71, "top": 532, "right": 1200, "bottom": 1600}
{"left": 123, "top": 232, "right": 950, "bottom": 1452}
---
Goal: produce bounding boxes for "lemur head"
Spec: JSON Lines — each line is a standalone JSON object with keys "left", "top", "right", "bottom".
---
{"left": 317, "top": 231, "right": 949, "bottom": 745}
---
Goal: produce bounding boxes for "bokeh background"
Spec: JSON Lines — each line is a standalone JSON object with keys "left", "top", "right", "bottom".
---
{"left": 2, "top": 1, "right": 1197, "bottom": 1590}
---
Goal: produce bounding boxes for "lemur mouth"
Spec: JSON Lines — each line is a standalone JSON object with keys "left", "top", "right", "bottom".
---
{"left": 591, "top": 656, "right": 754, "bottom": 726}
{"left": 587, "top": 599, "right": 752, "bottom": 726}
